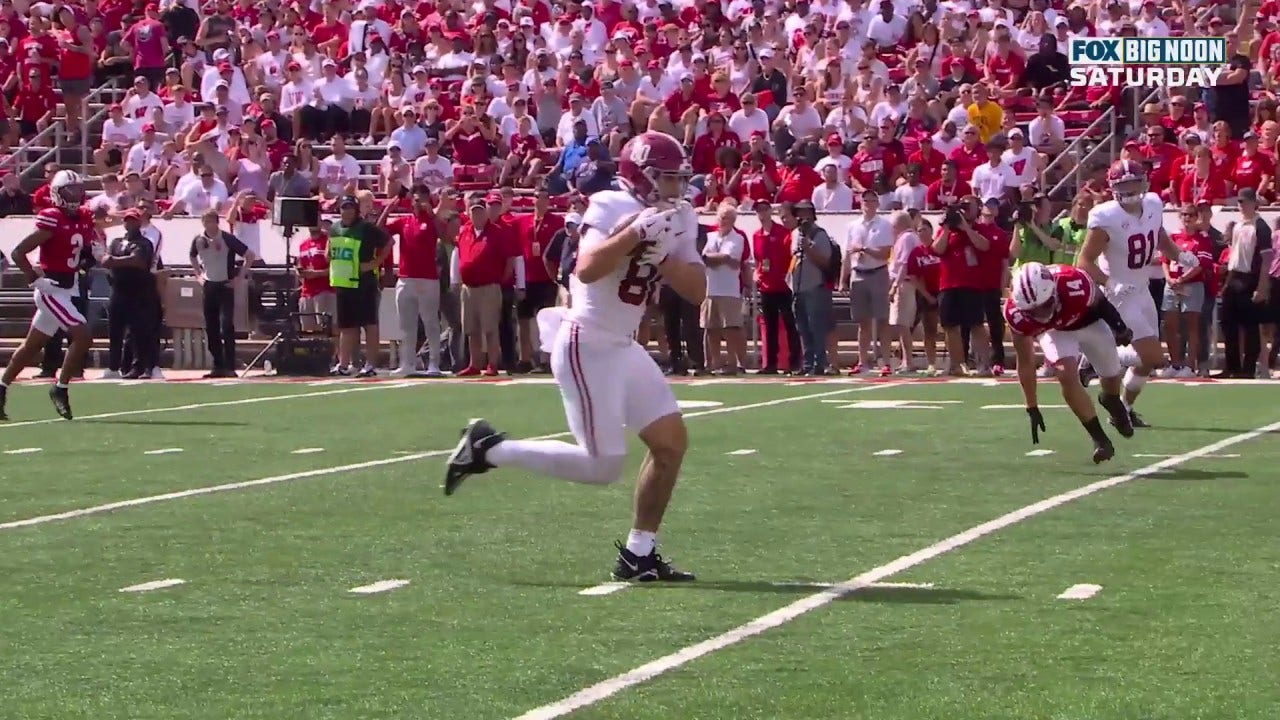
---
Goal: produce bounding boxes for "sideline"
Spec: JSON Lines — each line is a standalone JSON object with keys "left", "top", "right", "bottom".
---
{"left": 511, "top": 419, "right": 1280, "bottom": 720}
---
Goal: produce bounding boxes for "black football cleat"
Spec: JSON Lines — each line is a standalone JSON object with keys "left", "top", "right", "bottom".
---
{"left": 1092, "top": 439, "right": 1115, "bottom": 464}
{"left": 49, "top": 385, "right": 73, "bottom": 420}
{"left": 1079, "top": 363, "right": 1097, "bottom": 388}
{"left": 612, "top": 541, "right": 697, "bottom": 582}
{"left": 1098, "top": 393, "right": 1134, "bottom": 438}
{"left": 1128, "top": 409, "right": 1150, "bottom": 428}
{"left": 0, "top": 384, "right": 8, "bottom": 421}
{"left": 443, "top": 419, "right": 505, "bottom": 496}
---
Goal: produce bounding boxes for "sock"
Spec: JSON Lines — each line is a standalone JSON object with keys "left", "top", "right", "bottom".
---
{"left": 1123, "top": 366, "right": 1148, "bottom": 397}
{"left": 625, "top": 529, "right": 657, "bottom": 556}
{"left": 486, "top": 439, "right": 624, "bottom": 485}
{"left": 0, "top": 380, "right": 8, "bottom": 389}
{"left": 1082, "top": 416, "right": 1110, "bottom": 444}
{"left": 55, "top": 382, "right": 68, "bottom": 389}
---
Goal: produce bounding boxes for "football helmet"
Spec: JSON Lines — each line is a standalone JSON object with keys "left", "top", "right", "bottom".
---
{"left": 1012, "top": 262, "right": 1058, "bottom": 322}
{"left": 49, "top": 169, "right": 85, "bottom": 208}
{"left": 617, "top": 132, "right": 693, "bottom": 205}
{"left": 1107, "top": 159, "right": 1148, "bottom": 208}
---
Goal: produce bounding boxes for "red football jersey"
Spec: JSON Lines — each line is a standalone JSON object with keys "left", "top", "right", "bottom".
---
{"left": 1003, "top": 265, "right": 1098, "bottom": 336}
{"left": 34, "top": 205, "right": 95, "bottom": 275}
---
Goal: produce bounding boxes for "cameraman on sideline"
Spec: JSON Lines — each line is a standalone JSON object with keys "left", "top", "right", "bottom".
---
{"left": 933, "top": 195, "right": 994, "bottom": 376}
{"left": 789, "top": 201, "right": 839, "bottom": 376}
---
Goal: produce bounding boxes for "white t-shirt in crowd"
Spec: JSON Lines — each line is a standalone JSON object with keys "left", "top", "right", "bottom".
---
{"left": 811, "top": 182, "right": 854, "bottom": 212}
{"left": 318, "top": 153, "right": 362, "bottom": 195}
{"left": 970, "top": 161, "right": 1015, "bottom": 202}
{"left": 413, "top": 154, "right": 454, "bottom": 190}
{"left": 842, "top": 214, "right": 895, "bottom": 270}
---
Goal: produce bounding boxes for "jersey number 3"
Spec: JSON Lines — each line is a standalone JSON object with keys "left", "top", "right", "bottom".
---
{"left": 1126, "top": 230, "right": 1156, "bottom": 270}
{"left": 618, "top": 256, "right": 660, "bottom": 306}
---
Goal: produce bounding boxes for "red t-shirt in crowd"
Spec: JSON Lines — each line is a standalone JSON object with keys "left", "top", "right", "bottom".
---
{"left": 936, "top": 227, "right": 989, "bottom": 291}
{"left": 985, "top": 51, "right": 1025, "bottom": 89}
{"left": 949, "top": 143, "right": 986, "bottom": 182}
{"left": 925, "top": 178, "right": 971, "bottom": 210}
{"left": 385, "top": 210, "right": 440, "bottom": 280}
{"left": 849, "top": 146, "right": 900, "bottom": 190}
{"left": 1230, "top": 152, "right": 1275, "bottom": 193}
{"left": 1164, "top": 231, "right": 1215, "bottom": 285}
{"left": 457, "top": 219, "right": 515, "bottom": 286}
{"left": 908, "top": 146, "right": 944, "bottom": 186}
{"left": 451, "top": 132, "right": 491, "bottom": 165}
{"left": 752, "top": 221, "right": 791, "bottom": 294}
{"left": 664, "top": 89, "right": 704, "bottom": 121}
{"left": 511, "top": 212, "right": 563, "bottom": 284}
{"left": 297, "top": 234, "right": 333, "bottom": 297}
{"left": 972, "top": 221, "right": 1010, "bottom": 291}
{"left": 1177, "top": 169, "right": 1229, "bottom": 206}
{"left": 775, "top": 164, "right": 821, "bottom": 203}
{"left": 18, "top": 35, "right": 58, "bottom": 88}
{"left": 123, "top": 18, "right": 167, "bottom": 69}
{"left": 11, "top": 85, "right": 57, "bottom": 122}
{"left": 691, "top": 129, "right": 741, "bottom": 175}
{"left": 905, "top": 243, "right": 942, "bottom": 297}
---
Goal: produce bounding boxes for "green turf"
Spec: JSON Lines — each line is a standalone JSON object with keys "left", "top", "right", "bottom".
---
{"left": 0, "top": 378, "right": 1277, "bottom": 719}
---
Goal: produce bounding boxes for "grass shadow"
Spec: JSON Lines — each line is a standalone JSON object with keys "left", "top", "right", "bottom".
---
{"left": 514, "top": 580, "right": 1019, "bottom": 604}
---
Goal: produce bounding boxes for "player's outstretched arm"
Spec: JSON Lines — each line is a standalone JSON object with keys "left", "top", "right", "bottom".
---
{"left": 1013, "top": 332, "right": 1040, "bottom": 410}
{"left": 1075, "top": 228, "right": 1109, "bottom": 286}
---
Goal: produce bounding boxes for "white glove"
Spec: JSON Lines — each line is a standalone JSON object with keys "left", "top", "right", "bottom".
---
{"left": 90, "top": 239, "right": 107, "bottom": 263}
{"left": 629, "top": 206, "right": 680, "bottom": 246}
{"left": 30, "top": 277, "right": 58, "bottom": 295}
{"left": 1177, "top": 250, "right": 1200, "bottom": 268}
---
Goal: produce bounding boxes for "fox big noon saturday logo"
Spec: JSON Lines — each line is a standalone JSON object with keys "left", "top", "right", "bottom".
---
{"left": 1069, "top": 37, "right": 1226, "bottom": 87}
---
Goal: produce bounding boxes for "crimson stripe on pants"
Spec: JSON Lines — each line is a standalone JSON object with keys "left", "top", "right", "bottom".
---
{"left": 567, "top": 323, "right": 598, "bottom": 456}
{"left": 40, "top": 291, "right": 81, "bottom": 328}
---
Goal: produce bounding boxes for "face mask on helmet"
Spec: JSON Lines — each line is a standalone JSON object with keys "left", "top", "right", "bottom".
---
{"left": 1026, "top": 296, "right": 1058, "bottom": 322}
{"left": 651, "top": 169, "right": 691, "bottom": 202}
{"left": 56, "top": 182, "right": 85, "bottom": 207}
{"left": 1112, "top": 177, "right": 1146, "bottom": 204}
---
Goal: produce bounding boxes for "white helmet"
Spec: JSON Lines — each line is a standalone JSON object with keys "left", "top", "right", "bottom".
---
{"left": 50, "top": 169, "right": 85, "bottom": 208}
{"left": 1012, "top": 262, "right": 1058, "bottom": 320}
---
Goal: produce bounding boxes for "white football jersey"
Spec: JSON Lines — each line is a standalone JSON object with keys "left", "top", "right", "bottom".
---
{"left": 1086, "top": 192, "right": 1165, "bottom": 289}
{"left": 568, "top": 190, "right": 702, "bottom": 338}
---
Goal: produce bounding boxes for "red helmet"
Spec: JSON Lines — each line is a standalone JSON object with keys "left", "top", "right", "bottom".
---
{"left": 1107, "top": 158, "right": 1148, "bottom": 206}
{"left": 617, "top": 132, "right": 693, "bottom": 205}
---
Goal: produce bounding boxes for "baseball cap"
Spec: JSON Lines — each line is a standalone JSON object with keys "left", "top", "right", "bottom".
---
{"left": 467, "top": 194, "right": 486, "bottom": 209}
{"left": 339, "top": 195, "right": 360, "bottom": 208}
{"left": 826, "top": 133, "right": 842, "bottom": 145}
{"left": 123, "top": 208, "right": 143, "bottom": 220}
{"left": 565, "top": 213, "right": 582, "bottom": 226}
{"left": 1182, "top": 130, "right": 1202, "bottom": 142}
{"left": 142, "top": 122, "right": 156, "bottom": 132}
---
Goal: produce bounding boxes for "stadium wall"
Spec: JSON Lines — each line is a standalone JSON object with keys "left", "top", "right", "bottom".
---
{"left": 0, "top": 210, "right": 1273, "bottom": 269}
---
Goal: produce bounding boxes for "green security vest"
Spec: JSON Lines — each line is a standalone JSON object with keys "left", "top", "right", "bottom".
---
{"left": 1014, "top": 222, "right": 1057, "bottom": 267}
{"left": 328, "top": 232, "right": 362, "bottom": 289}
{"left": 1055, "top": 217, "right": 1086, "bottom": 264}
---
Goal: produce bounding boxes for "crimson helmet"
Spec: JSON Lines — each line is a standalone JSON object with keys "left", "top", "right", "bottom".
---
{"left": 617, "top": 131, "right": 693, "bottom": 205}
{"left": 1107, "top": 158, "right": 1148, "bottom": 207}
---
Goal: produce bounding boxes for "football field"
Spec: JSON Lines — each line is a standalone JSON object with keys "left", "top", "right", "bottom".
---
{"left": 1, "top": 376, "right": 1278, "bottom": 720}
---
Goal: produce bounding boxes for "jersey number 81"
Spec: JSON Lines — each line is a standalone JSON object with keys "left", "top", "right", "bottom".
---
{"left": 618, "top": 255, "right": 661, "bottom": 306}
{"left": 1126, "top": 230, "right": 1156, "bottom": 270}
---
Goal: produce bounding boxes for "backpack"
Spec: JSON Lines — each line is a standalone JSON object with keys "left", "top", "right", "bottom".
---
{"left": 819, "top": 233, "right": 842, "bottom": 285}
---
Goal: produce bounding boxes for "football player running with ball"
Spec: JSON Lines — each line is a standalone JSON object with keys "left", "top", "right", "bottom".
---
{"left": 0, "top": 170, "right": 99, "bottom": 421}
{"left": 1007, "top": 262, "right": 1136, "bottom": 463}
{"left": 442, "top": 132, "right": 708, "bottom": 582}
{"left": 1077, "top": 160, "right": 1200, "bottom": 428}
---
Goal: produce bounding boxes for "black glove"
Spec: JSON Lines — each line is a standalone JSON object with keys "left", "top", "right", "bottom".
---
{"left": 1113, "top": 324, "right": 1133, "bottom": 347}
{"left": 1027, "top": 406, "right": 1046, "bottom": 444}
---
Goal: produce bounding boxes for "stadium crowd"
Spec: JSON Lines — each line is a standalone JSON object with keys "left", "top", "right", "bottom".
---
{"left": 0, "top": 0, "right": 1278, "bottom": 379}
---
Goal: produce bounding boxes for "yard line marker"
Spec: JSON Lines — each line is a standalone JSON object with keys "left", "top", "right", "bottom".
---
{"left": 677, "top": 400, "right": 724, "bottom": 409}
{"left": 770, "top": 581, "right": 934, "bottom": 590}
{"left": 578, "top": 582, "right": 630, "bottom": 596}
{"left": 873, "top": 449, "right": 903, "bottom": 456}
{"left": 291, "top": 448, "right": 326, "bottom": 455}
{"left": 3, "top": 447, "right": 42, "bottom": 455}
{"left": 119, "top": 578, "right": 185, "bottom": 593}
{"left": 143, "top": 448, "right": 184, "bottom": 455}
{"left": 0, "top": 383, "right": 903, "bottom": 532}
{"left": 982, "top": 404, "right": 1068, "bottom": 410}
{"left": 349, "top": 579, "right": 410, "bottom": 595}
{"left": 510, "top": 417, "right": 1280, "bottom": 720}
{"left": 1025, "top": 449, "right": 1055, "bottom": 457}
{"left": 0, "top": 382, "right": 418, "bottom": 431}
{"left": 725, "top": 449, "right": 757, "bottom": 456}
{"left": 1133, "top": 453, "right": 1240, "bottom": 459}
{"left": 1057, "top": 583, "right": 1102, "bottom": 600}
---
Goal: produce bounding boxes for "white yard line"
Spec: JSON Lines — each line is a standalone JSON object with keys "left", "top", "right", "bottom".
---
{"left": 1132, "top": 453, "right": 1240, "bottom": 459}
{"left": 511, "top": 419, "right": 1280, "bottom": 720}
{"left": 725, "top": 449, "right": 757, "bottom": 456}
{"left": 291, "top": 448, "right": 326, "bottom": 455}
{"left": 143, "top": 448, "right": 184, "bottom": 455}
{"left": 349, "top": 579, "right": 410, "bottom": 595}
{"left": 873, "top": 449, "right": 903, "bottom": 456}
{"left": 119, "top": 578, "right": 185, "bottom": 593}
{"left": 1025, "top": 449, "right": 1056, "bottom": 457}
{"left": 0, "top": 383, "right": 900, "bottom": 533}
{"left": 1057, "top": 583, "right": 1102, "bottom": 600}
{"left": 0, "top": 382, "right": 418, "bottom": 431}
{"left": 578, "top": 582, "right": 630, "bottom": 597}
{"left": 3, "top": 447, "right": 42, "bottom": 455}
{"left": 982, "top": 404, "right": 1068, "bottom": 410}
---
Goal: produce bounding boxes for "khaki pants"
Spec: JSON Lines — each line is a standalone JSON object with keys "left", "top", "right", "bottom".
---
{"left": 700, "top": 296, "right": 744, "bottom": 330}
{"left": 461, "top": 283, "right": 501, "bottom": 336}
{"left": 396, "top": 277, "right": 441, "bottom": 368}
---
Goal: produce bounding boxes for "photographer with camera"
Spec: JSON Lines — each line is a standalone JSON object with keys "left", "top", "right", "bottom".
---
{"left": 787, "top": 201, "right": 841, "bottom": 376}
{"left": 1010, "top": 194, "right": 1060, "bottom": 269}
{"left": 932, "top": 195, "right": 995, "bottom": 376}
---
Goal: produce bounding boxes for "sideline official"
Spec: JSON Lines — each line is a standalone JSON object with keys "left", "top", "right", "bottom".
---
{"left": 103, "top": 209, "right": 160, "bottom": 379}
{"left": 328, "top": 195, "right": 391, "bottom": 377}
{"left": 191, "top": 208, "right": 255, "bottom": 378}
